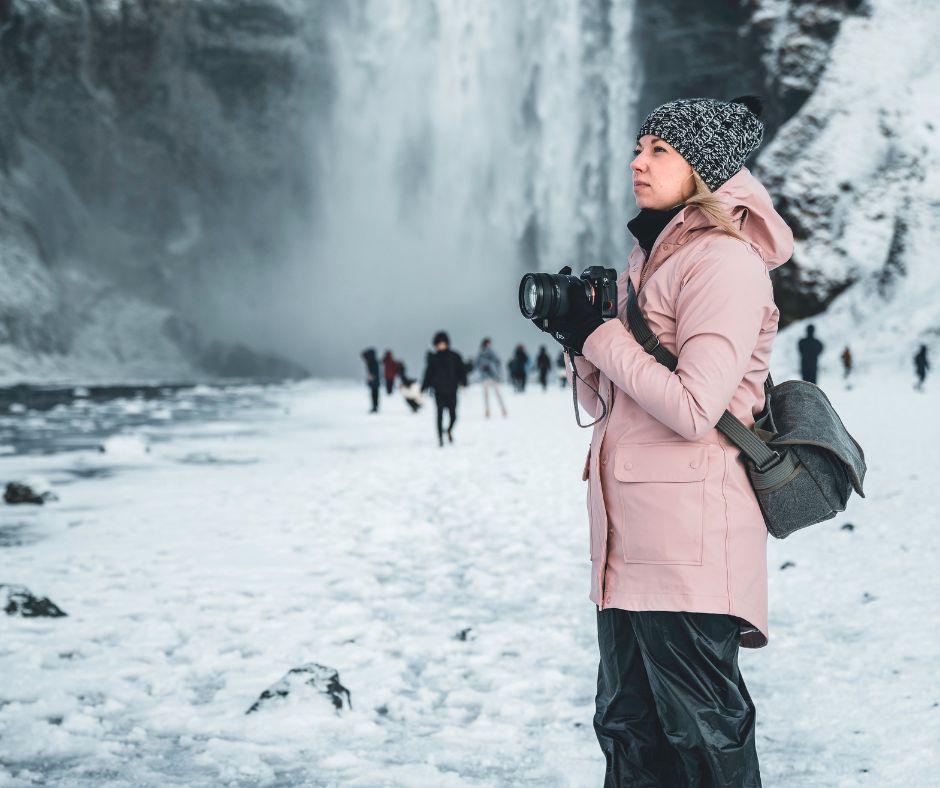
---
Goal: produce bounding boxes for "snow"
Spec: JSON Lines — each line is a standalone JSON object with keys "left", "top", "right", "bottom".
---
{"left": 0, "top": 370, "right": 937, "bottom": 786}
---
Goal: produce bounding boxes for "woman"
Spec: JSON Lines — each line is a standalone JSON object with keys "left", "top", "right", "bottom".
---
{"left": 476, "top": 337, "right": 508, "bottom": 418}
{"left": 541, "top": 97, "right": 792, "bottom": 786}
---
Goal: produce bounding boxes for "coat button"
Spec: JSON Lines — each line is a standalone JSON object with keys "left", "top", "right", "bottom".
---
{"left": 624, "top": 462, "right": 633, "bottom": 470}
{"left": 690, "top": 461, "right": 698, "bottom": 469}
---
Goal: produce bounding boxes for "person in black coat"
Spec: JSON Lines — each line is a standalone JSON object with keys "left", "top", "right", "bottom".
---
{"left": 536, "top": 346, "right": 552, "bottom": 391}
{"left": 361, "top": 348, "right": 380, "bottom": 413}
{"left": 914, "top": 344, "right": 929, "bottom": 390}
{"left": 798, "top": 324, "right": 824, "bottom": 384}
{"left": 421, "top": 331, "right": 468, "bottom": 446}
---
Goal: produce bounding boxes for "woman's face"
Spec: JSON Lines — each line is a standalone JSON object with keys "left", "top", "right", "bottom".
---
{"left": 631, "top": 135, "right": 696, "bottom": 210}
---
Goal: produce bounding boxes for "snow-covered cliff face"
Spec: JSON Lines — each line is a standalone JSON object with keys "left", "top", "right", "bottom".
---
{"left": 749, "top": 0, "right": 940, "bottom": 376}
{"left": 0, "top": 0, "right": 327, "bottom": 381}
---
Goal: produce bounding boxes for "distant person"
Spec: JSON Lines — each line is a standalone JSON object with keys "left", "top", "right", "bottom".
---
{"left": 421, "top": 331, "right": 467, "bottom": 446}
{"left": 381, "top": 350, "right": 398, "bottom": 395}
{"left": 509, "top": 344, "right": 530, "bottom": 392}
{"left": 536, "top": 346, "right": 552, "bottom": 390}
{"left": 476, "top": 338, "right": 507, "bottom": 418}
{"left": 840, "top": 346, "right": 853, "bottom": 383}
{"left": 557, "top": 350, "right": 568, "bottom": 388}
{"left": 360, "top": 348, "right": 380, "bottom": 413}
{"left": 914, "top": 344, "right": 929, "bottom": 390}
{"left": 798, "top": 324, "right": 824, "bottom": 383}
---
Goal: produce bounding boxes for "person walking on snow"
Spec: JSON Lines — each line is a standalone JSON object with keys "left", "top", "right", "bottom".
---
{"left": 841, "top": 346, "right": 853, "bottom": 381}
{"left": 509, "top": 344, "right": 530, "bottom": 392}
{"left": 381, "top": 350, "right": 398, "bottom": 395}
{"left": 360, "top": 348, "right": 380, "bottom": 413}
{"left": 421, "top": 331, "right": 467, "bottom": 446}
{"left": 535, "top": 95, "right": 790, "bottom": 786}
{"left": 914, "top": 344, "right": 929, "bottom": 390}
{"left": 798, "top": 324, "right": 824, "bottom": 383}
{"left": 476, "top": 338, "right": 507, "bottom": 418}
{"left": 557, "top": 350, "right": 568, "bottom": 388}
{"left": 536, "top": 346, "right": 552, "bottom": 390}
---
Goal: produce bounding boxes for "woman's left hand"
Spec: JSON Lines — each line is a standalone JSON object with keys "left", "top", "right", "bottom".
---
{"left": 533, "top": 272, "right": 604, "bottom": 354}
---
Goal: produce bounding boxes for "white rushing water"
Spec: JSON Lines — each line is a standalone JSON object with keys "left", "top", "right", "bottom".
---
{"left": 290, "top": 0, "right": 639, "bottom": 375}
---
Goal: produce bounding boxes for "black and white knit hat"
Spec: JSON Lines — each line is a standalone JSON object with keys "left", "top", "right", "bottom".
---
{"left": 636, "top": 96, "right": 764, "bottom": 192}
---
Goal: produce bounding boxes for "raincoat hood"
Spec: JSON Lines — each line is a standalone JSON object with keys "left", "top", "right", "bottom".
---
{"left": 665, "top": 167, "right": 794, "bottom": 271}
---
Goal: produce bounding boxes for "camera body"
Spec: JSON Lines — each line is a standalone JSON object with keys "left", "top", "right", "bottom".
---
{"left": 518, "top": 266, "right": 619, "bottom": 321}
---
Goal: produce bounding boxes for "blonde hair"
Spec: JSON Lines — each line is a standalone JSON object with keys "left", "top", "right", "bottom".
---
{"left": 684, "top": 171, "right": 746, "bottom": 241}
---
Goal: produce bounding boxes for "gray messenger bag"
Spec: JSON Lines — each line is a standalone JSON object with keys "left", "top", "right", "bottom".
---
{"left": 626, "top": 279, "right": 866, "bottom": 539}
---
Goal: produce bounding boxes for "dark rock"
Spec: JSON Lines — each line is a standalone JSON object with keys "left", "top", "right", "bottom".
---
{"left": 632, "top": 1, "right": 771, "bottom": 136}
{"left": 780, "top": 560, "right": 796, "bottom": 570}
{"left": 0, "top": 0, "right": 334, "bottom": 377}
{"left": 1, "top": 584, "right": 67, "bottom": 617}
{"left": 163, "top": 317, "right": 309, "bottom": 381}
{"left": 246, "top": 663, "right": 351, "bottom": 715}
{"left": 4, "top": 482, "right": 55, "bottom": 505}
{"left": 841, "top": 522, "right": 855, "bottom": 532}
{"left": 862, "top": 592, "right": 877, "bottom": 604}
{"left": 454, "top": 627, "right": 474, "bottom": 641}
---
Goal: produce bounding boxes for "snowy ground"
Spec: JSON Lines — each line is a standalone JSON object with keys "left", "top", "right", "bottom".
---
{"left": 0, "top": 372, "right": 937, "bottom": 787}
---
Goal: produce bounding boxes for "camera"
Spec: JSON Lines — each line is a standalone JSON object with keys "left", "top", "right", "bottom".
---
{"left": 518, "top": 266, "right": 618, "bottom": 321}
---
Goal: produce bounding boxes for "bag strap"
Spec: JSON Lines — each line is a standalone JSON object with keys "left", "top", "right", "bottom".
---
{"left": 625, "top": 278, "right": 780, "bottom": 472}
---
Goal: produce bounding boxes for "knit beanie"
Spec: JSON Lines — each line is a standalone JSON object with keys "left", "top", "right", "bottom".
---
{"left": 432, "top": 330, "right": 450, "bottom": 346}
{"left": 636, "top": 96, "right": 764, "bottom": 192}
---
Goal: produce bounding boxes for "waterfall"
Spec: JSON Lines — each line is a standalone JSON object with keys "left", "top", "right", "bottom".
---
{"left": 281, "top": 0, "right": 639, "bottom": 374}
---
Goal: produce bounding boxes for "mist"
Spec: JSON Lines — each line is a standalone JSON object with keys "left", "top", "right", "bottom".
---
{"left": 0, "top": 0, "right": 773, "bottom": 383}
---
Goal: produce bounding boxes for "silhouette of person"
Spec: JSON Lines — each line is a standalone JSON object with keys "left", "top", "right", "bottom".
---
{"left": 381, "top": 351, "right": 398, "bottom": 395}
{"left": 536, "top": 346, "right": 552, "bottom": 391}
{"left": 421, "top": 331, "right": 468, "bottom": 446}
{"left": 476, "top": 338, "right": 507, "bottom": 418}
{"left": 840, "top": 346, "right": 853, "bottom": 381}
{"left": 914, "top": 344, "right": 929, "bottom": 391}
{"left": 798, "top": 324, "right": 824, "bottom": 384}
{"left": 361, "top": 348, "right": 380, "bottom": 413}
{"left": 509, "top": 345, "right": 530, "bottom": 392}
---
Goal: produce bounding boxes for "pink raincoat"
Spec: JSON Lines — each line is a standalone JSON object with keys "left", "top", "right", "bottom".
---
{"left": 572, "top": 167, "right": 793, "bottom": 647}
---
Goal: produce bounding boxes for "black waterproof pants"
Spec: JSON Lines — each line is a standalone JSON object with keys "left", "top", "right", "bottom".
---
{"left": 594, "top": 608, "right": 761, "bottom": 788}
{"left": 435, "top": 391, "right": 457, "bottom": 444}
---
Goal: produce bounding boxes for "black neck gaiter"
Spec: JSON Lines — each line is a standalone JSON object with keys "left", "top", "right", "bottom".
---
{"left": 627, "top": 205, "right": 684, "bottom": 257}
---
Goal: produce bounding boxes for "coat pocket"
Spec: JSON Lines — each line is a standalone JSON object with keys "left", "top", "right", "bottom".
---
{"left": 613, "top": 443, "right": 708, "bottom": 565}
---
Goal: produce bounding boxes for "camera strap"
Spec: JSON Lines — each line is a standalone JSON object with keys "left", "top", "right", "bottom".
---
{"left": 569, "top": 351, "right": 608, "bottom": 428}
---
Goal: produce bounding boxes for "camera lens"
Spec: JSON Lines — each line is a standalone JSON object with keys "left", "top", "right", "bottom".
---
{"left": 523, "top": 278, "right": 539, "bottom": 315}
{"left": 518, "top": 271, "right": 572, "bottom": 320}
{"left": 519, "top": 273, "right": 545, "bottom": 319}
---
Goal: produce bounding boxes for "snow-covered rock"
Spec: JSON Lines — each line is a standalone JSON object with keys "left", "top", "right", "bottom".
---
{"left": 3, "top": 481, "right": 56, "bottom": 505}
{"left": 0, "top": 0, "right": 323, "bottom": 383}
{"left": 246, "top": 663, "right": 352, "bottom": 715}
{"left": 1, "top": 584, "right": 67, "bottom": 617}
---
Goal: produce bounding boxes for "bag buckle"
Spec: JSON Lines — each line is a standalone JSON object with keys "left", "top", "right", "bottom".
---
{"left": 642, "top": 335, "right": 660, "bottom": 353}
{"left": 754, "top": 449, "right": 782, "bottom": 474}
